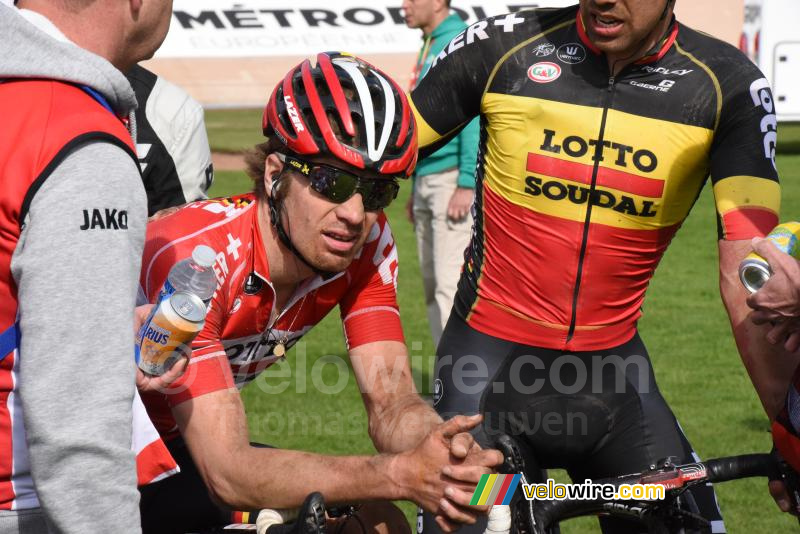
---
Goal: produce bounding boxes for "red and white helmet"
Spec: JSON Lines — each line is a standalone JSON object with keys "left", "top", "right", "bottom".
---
{"left": 263, "top": 52, "right": 417, "bottom": 178}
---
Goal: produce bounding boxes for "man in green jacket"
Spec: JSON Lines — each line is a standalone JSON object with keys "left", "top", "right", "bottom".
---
{"left": 403, "top": 0, "right": 480, "bottom": 346}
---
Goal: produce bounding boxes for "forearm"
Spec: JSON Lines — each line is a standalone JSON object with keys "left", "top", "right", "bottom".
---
{"left": 349, "top": 341, "right": 442, "bottom": 452}
{"left": 179, "top": 390, "right": 410, "bottom": 510}
{"left": 368, "top": 392, "right": 442, "bottom": 453}
{"left": 225, "top": 447, "right": 403, "bottom": 510}
{"left": 722, "top": 266, "right": 800, "bottom": 419}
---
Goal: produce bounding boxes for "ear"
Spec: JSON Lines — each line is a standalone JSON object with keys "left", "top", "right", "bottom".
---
{"left": 263, "top": 153, "right": 284, "bottom": 197}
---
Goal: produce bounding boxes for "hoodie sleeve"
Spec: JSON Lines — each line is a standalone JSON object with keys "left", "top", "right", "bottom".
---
{"left": 11, "top": 142, "right": 146, "bottom": 533}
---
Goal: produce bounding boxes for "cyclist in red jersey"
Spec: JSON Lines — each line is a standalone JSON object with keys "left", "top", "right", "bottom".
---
{"left": 408, "top": 0, "right": 800, "bottom": 531}
{"left": 138, "top": 52, "right": 502, "bottom": 534}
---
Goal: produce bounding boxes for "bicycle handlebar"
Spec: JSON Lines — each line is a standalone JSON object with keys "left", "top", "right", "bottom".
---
{"left": 703, "top": 453, "right": 775, "bottom": 483}
{"left": 527, "top": 453, "right": 778, "bottom": 533}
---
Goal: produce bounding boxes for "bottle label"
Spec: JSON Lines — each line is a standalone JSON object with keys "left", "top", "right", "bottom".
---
{"left": 135, "top": 279, "right": 178, "bottom": 365}
{"left": 134, "top": 303, "right": 161, "bottom": 364}
{"left": 158, "top": 278, "right": 178, "bottom": 302}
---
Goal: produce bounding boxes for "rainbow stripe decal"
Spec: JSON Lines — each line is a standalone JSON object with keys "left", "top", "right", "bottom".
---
{"left": 470, "top": 474, "right": 521, "bottom": 506}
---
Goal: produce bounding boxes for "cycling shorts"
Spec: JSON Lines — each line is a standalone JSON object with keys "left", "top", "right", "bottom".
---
{"left": 419, "top": 314, "right": 725, "bottom": 534}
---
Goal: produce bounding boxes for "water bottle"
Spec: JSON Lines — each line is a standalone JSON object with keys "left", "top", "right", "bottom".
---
{"left": 159, "top": 244, "right": 218, "bottom": 303}
{"left": 136, "top": 245, "right": 218, "bottom": 375}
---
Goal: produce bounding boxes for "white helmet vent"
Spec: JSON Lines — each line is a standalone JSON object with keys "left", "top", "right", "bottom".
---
{"left": 331, "top": 57, "right": 395, "bottom": 163}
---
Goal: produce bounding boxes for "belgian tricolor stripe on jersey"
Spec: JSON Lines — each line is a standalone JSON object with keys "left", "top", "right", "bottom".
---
{"left": 411, "top": 5, "right": 779, "bottom": 351}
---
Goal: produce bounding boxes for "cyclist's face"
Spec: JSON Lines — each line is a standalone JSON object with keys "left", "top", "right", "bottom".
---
{"left": 579, "top": 0, "right": 673, "bottom": 65}
{"left": 270, "top": 155, "right": 381, "bottom": 274}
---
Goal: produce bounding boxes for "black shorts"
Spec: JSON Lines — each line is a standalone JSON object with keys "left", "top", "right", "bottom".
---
{"left": 419, "top": 314, "right": 725, "bottom": 534}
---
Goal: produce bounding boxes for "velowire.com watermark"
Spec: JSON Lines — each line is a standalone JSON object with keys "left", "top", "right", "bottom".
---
{"left": 469, "top": 474, "right": 665, "bottom": 505}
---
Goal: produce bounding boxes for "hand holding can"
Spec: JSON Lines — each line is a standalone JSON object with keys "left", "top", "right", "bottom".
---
{"left": 136, "top": 291, "right": 206, "bottom": 376}
{"left": 740, "top": 222, "right": 800, "bottom": 293}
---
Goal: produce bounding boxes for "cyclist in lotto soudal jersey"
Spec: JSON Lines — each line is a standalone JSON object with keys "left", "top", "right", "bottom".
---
{"left": 137, "top": 52, "right": 502, "bottom": 534}
{"left": 410, "top": 1, "right": 799, "bottom": 532}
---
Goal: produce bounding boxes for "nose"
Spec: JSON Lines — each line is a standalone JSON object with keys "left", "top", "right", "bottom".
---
{"left": 334, "top": 193, "right": 366, "bottom": 226}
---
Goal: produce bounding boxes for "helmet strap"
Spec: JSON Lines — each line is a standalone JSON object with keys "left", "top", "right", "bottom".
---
{"left": 267, "top": 174, "right": 337, "bottom": 280}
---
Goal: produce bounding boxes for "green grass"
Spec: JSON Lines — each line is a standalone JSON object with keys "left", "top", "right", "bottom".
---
{"left": 207, "top": 111, "right": 800, "bottom": 532}
{"left": 206, "top": 109, "right": 265, "bottom": 153}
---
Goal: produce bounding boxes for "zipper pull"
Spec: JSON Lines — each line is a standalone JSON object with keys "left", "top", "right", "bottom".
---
{"left": 608, "top": 76, "right": 615, "bottom": 91}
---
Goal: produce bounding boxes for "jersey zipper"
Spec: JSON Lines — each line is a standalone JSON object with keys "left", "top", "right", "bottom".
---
{"left": 566, "top": 74, "right": 617, "bottom": 343}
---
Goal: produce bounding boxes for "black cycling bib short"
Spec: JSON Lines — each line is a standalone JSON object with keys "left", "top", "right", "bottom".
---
{"left": 419, "top": 314, "right": 724, "bottom": 534}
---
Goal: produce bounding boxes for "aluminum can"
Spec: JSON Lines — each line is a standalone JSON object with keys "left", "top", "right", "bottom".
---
{"left": 136, "top": 291, "right": 206, "bottom": 376}
{"left": 739, "top": 221, "right": 800, "bottom": 293}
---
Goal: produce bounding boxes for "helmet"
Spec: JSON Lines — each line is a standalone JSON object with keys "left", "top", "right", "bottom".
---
{"left": 263, "top": 52, "right": 417, "bottom": 178}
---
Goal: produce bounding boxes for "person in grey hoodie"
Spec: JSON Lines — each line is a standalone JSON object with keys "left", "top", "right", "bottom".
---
{"left": 0, "top": 1, "right": 173, "bottom": 532}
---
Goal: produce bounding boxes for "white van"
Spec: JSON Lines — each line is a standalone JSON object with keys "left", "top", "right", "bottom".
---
{"left": 741, "top": 0, "right": 800, "bottom": 122}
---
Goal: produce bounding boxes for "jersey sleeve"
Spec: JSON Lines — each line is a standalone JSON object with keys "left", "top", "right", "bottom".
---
{"left": 339, "top": 216, "right": 404, "bottom": 350}
{"left": 410, "top": 12, "right": 535, "bottom": 158}
{"left": 709, "top": 55, "right": 780, "bottom": 240}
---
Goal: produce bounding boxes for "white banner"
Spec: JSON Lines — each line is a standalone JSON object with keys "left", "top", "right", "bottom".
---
{"left": 158, "top": 1, "right": 576, "bottom": 58}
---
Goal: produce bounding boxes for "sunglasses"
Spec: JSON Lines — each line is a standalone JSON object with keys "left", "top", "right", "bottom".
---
{"left": 276, "top": 153, "right": 400, "bottom": 211}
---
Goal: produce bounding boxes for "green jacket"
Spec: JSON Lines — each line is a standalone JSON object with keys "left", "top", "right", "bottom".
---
{"left": 413, "top": 14, "right": 479, "bottom": 188}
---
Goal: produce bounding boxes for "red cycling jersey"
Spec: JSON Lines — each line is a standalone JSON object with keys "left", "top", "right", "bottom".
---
{"left": 139, "top": 194, "right": 404, "bottom": 438}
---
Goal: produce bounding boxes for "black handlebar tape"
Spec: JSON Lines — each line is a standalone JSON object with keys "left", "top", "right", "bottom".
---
{"left": 704, "top": 454, "right": 774, "bottom": 483}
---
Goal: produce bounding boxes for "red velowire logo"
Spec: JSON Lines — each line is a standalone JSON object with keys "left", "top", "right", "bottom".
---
{"left": 528, "top": 62, "right": 562, "bottom": 83}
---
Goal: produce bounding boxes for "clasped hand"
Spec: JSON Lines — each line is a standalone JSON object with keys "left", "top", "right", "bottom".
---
{"left": 396, "top": 414, "right": 504, "bottom": 532}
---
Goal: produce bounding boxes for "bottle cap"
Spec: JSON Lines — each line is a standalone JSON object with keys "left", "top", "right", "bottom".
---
{"left": 192, "top": 245, "right": 216, "bottom": 268}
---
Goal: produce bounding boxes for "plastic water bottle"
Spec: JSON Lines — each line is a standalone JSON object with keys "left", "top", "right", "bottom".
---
{"left": 160, "top": 244, "right": 218, "bottom": 303}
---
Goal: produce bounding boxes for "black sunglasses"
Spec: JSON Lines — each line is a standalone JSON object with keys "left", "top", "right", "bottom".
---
{"left": 276, "top": 153, "right": 400, "bottom": 211}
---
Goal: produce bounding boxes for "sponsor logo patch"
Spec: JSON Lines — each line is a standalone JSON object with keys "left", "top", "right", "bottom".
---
{"left": 528, "top": 62, "right": 561, "bottom": 83}
{"left": 556, "top": 43, "right": 586, "bottom": 64}
{"left": 750, "top": 77, "right": 778, "bottom": 170}
{"left": 532, "top": 42, "right": 555, "bottom": 57}
{"left": 284, "top": 95, "right": 305, "bottom": 133}
{"left": 433, "top": 378, "right": 444, "bottom": 406}
{"left": 79, "top": 208, "right": 128, "bottom": 230}
{"left": 629, "top": 79, "right": 676, "bottom": 93}
{"left": 641, "top": 66, "right": 693, "bottom": 76}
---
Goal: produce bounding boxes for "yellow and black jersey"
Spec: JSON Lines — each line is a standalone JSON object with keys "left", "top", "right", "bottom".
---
{"left": 410, "top": 5, "right": 780, "bottom": 351}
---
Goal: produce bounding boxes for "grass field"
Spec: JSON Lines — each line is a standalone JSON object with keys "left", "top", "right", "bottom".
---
{"left": 206, "top": 111, "right": 800, "bottom": 532}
